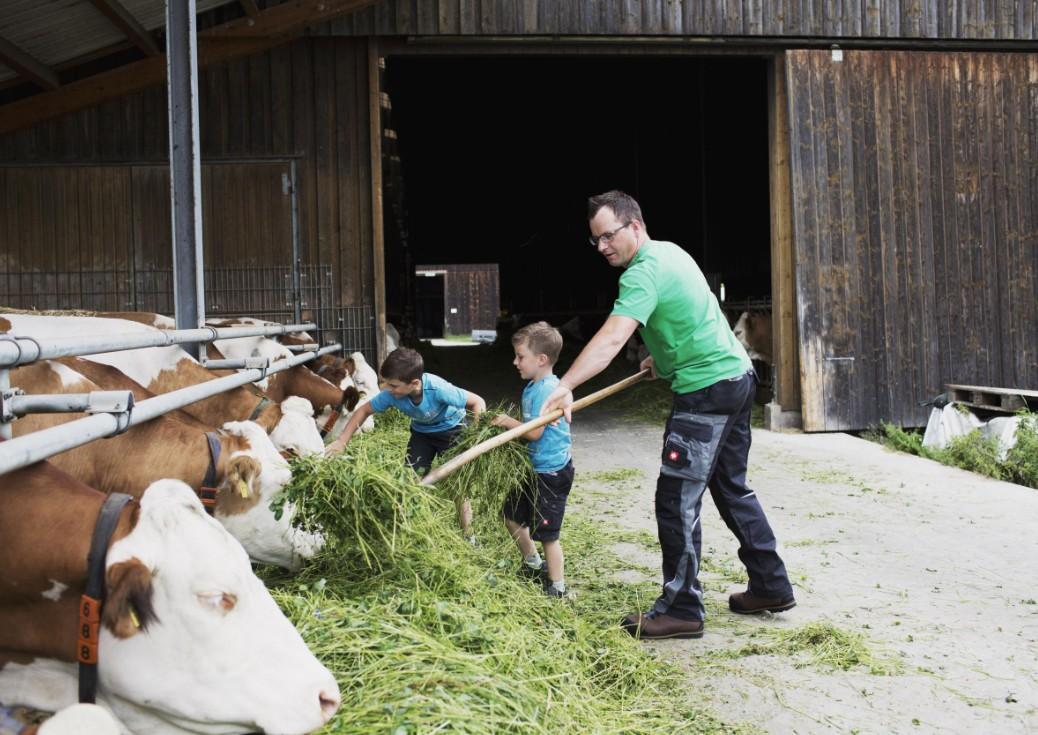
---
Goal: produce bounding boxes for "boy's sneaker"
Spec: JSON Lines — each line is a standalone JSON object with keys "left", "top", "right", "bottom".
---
{"left": 544, "top": 585, "right": 567, "bottom": 599}
{"left": 518, "top": 561, "right": 548, "bottom": 584}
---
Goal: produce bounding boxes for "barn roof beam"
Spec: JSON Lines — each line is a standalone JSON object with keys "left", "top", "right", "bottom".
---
{"left": 238, "top": 0, "right": 261, "bottom": 19}
{"left": 87, "top": 0, "right": 162, "bottom": 57}
{"left": 0, "top": 34, "right": 60, "bottom": 91}
{"left": 0, "top": 0, "right": 380, "bottom": 136}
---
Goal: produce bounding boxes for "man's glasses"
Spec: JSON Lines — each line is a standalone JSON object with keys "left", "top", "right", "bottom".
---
{"left": 589, "top": 222, "right": 631, "bottom": 248}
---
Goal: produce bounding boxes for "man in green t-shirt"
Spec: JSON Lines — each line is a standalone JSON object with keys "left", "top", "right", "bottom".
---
{"left": 543, "top": 190, "right": 795, "bottom": 640}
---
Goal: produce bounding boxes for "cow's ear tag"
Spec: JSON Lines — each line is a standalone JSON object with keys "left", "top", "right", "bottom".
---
{"left": 238, "top": 479, "right": 250, "bottom": 499}
{"left": 128, "top": 606, "right": 140, "bottom": 629}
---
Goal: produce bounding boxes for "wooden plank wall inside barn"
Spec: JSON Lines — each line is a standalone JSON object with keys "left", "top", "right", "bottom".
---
{"left": 0, "top": 37, "right": 375, "bottom": 313}
{"left": 787, "top": 49, "right": 1038, "bottom": 432}
{"left": 420, "top": 263, "right": 500, "bottom": 336}
{"left": 318, "top": 1, "right": 1038, "bottom": 40}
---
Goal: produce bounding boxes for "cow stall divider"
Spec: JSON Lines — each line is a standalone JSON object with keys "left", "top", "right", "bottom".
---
{"left": 0, "top": 321, "right": 341, "bottom": 475}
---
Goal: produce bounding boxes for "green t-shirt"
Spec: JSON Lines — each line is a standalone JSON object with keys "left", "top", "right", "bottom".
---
{"left": 611, "top": 240, "right": 751, "bottom": 394}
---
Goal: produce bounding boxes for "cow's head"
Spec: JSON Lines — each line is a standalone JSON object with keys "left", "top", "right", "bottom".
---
{"left": 215, "top": 421, "right": 324, "bottom": 569}
{"left": 269, "top": 397, "right": 325, "bottom": 457}
{"left": 100, "top": 479, "right": 340, "bottom": 734}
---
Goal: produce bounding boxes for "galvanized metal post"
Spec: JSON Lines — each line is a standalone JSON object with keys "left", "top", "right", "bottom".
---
{"left": 0, "top": 369, "right": 10, "bottom": 440}
{"left": 166, "top": 0, "right": 205, "bottom": 358}
{"left": 289, "top": 160, "right": 302, "bottom": 326}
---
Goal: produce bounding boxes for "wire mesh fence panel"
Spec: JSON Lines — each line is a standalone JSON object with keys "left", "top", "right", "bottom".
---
{"left": 0, "top": 264, "right": 375, "bottom": 364}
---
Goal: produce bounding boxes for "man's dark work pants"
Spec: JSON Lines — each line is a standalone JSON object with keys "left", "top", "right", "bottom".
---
{"left": 652, "top": 371, "right": 793, "bottom": 621}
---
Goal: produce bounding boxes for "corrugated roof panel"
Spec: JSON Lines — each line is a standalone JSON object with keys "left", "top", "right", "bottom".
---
{"left": 125, "top": 0, "right": 237, "bottom": 30}
{"left": 1, "top": 0, "right": 122, "bottom": 69}
{"left": 0, "top": 0, "right": 240, "bottom": 85}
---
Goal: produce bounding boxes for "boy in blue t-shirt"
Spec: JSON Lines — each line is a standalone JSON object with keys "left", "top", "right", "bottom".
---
{"left": 326, "top": 347, "right": 486, "bottom": 537}
{"left": 491, "top": 322, "right": 574, "bottom": 597}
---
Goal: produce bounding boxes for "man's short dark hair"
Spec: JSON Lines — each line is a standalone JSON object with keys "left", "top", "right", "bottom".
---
{"left": 380, "top": 347, "right": 423, "bottom": 382}
{"left": 512, "top": 321, "right": 563, "bottom": 365}
{"left": 588, "top": 190, "right": 645, "bottom": 227}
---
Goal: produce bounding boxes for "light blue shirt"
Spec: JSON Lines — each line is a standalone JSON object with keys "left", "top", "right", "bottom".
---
{"left": 522, "top": 374, "right": 572, "bottom": 473}
{"left": 369, "top": 373, "right": 467, "bottom": 433}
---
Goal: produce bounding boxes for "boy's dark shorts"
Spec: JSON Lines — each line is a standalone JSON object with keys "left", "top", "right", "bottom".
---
{"left": 407, "top": 426, "right": 463, "bottom": 475}
{"left": 503, "top": 460, "right": 574, "bottom": 542}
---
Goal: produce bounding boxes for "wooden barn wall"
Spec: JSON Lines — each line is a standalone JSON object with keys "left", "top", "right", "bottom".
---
{"left": 0, "top": 37, "right": 375, "bottom": 312}
{"left": 787, "top": 49, "right": 1038, "bottom": 432}
{"left": 420, "top": 263, "right": 500, "bottom": 335}
{"left": 319, "top": 1, "right": 1038, "bottom": 40}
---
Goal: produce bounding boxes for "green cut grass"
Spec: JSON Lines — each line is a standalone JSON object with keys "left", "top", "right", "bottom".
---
{"left": 266, "top": 409, "right": 739, "bottom": 735}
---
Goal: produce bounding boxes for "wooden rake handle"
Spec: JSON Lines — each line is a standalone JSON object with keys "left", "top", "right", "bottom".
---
{"left": 420, "top": 368, "right": 651, "bottom": 486}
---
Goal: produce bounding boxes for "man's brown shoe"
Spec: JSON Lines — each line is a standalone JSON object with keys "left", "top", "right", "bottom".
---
{"left": 621, "top": 612, "right": 704, "bottom": 640}
{"left": 728, "top": 590, "right": 796, "bottom": 614}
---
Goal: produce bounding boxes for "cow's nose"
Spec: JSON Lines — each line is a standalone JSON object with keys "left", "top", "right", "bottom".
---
{"left": 319, "top": 688, "right": 341, "bottom": 722}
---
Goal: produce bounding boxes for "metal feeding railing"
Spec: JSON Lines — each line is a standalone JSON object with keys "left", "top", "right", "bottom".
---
{"left": 0, "top": 265, "right": 377, "bottom": 365}
{"left": 0, "top": 320, "right": 340, "bottom": 475}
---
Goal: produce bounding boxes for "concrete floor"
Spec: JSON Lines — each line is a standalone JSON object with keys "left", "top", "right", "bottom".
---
{"left": 568, "top": 408, "right": 1038, "bottom": 735}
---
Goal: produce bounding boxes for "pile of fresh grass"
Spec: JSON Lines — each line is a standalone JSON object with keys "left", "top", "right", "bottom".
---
{"left": 866, "top": 412, "right": 1038, "bottom": 489}
{"left": 267, "top": 410, "right": 733, "bottom": 734}
{"left": 721, "top": 622, "right": 899, "bottom": 676}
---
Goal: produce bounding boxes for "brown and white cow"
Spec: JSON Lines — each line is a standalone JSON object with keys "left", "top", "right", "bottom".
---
{"left": 99, "top": 313, "right": 359, "bottom": 439}
{"left": 733, "top": 310, "right": 773, "bottom": 365}
{"left": 11, "top": 361, "right": 320, "bottom": 570}
{"left": 1, "top": 314, "right": 326, "bottom": 457}
{"left": 0, "top": 464, "right": 340, "bottom": 734}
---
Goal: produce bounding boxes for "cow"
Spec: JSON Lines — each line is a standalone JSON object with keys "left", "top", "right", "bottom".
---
{"left": 0, "top": 464, "right": 340, "bottom": 734}
{"left": 12, "top": 703, "right": 119, "bottom": 735}
{"left": 345, "top": 352, "right": 379, "bottom": 398}
{"left": 733, "top": 310, "right": 773, "bottom": 365}
{"left": 10, "top": 361, "right": 320, "bottom": 569}
{"left": 1, "top": 314, "right": 326, "bottom": 457}
{"left": 385, "top": 322, "right": 400, "bottom": 354}
{"left": 122, "top": 313, "right": 360, "bottom": 435}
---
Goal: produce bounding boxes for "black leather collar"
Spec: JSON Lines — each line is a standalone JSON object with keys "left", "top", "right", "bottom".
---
{"left": 78, "top": 492, "right": 133, "bottom": 704}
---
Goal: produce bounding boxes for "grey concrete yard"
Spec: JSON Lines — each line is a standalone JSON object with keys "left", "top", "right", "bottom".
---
{"left": 568, "top": 409, "right": 1038, "bottom": 735}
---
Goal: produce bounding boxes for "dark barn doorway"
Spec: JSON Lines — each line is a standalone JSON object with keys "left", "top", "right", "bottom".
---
{"left": 382, "top": 53, "right": 772, "bottom": 358}
{"left": 415, "top": 271, "right": 446, "bottom": 339}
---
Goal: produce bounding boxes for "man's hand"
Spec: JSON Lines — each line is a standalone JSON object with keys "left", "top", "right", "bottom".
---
{"left": 640, "top": 355, "right": 657, "bottom": 379}
{"left": 541, "top": 383, "right": 575, "bottom": 423}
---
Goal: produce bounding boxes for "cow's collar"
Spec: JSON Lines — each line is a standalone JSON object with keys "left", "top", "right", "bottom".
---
{"left": 248, "top": 396, "right": 271, "bottom": 422}
{"left": 319, "top": 408, "right": 341, "bottom": 438}
{"left": 79, "top": 492, "right": 133, "bottom": 704}
{"left": 196, "top": 431, "right": 222, "bottom": 514}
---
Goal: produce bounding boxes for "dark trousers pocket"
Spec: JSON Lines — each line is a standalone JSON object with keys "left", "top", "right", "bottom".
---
{"left": 661, "top": 412, "right": 728, "bottom": 482}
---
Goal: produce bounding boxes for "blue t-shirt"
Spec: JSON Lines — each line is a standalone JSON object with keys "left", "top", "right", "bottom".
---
{"left": 369, "top": 373, "right": 467, "bottom": 433}
{"left": 522, "top": 375, "right": 572, "bottom": 473}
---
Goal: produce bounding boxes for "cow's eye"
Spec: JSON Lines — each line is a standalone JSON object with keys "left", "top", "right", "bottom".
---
{"left": 198, "top": 592, "right": 237, "bottom": 612}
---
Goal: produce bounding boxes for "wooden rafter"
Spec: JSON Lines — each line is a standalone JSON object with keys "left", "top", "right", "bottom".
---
{"left": 0, "top": 0, "right": 381, "bottom": 135}
{"left": 87, "top": 0, "right": 162, "bottom": 57}
{"left": 239, "top": 0, "right": 261, "bottom": 18}
{"left": 0, "top": 34, "right": 60, "bottom": 91}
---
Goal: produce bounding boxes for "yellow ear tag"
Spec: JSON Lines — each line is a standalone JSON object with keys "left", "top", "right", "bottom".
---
{"left": 238, "top": 479, "right": 250, "bottom": 499}
{"left": 129, "top": 607, "right": 140, "bottom": 629}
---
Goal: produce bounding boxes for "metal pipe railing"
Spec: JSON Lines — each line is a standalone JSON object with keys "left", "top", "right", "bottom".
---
{"left": 1, "top": 391, "right": 135, "bottom": 421}
{"left": 0, "top": 322, "right": 317, "bottom": 368}
{"left": 0, "top": 344, "right": 340, "bottom": 476}
{"left": 200, "top": 357, "right": 271, "bottom": 371}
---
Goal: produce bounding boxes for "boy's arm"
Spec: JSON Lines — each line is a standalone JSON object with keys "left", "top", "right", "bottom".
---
{"left": 464, "top": 390, "right": 486, "bottom": 419}
{"left": 489, "top": 413, "right": 546, "bottom": 441}
{"left": 324, "top": 402, "right": 375, "bottom": 455}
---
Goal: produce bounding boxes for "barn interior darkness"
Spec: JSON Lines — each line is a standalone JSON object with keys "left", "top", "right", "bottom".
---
{"left": 382, "top": 54, "right": 771, "bottom": 336}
